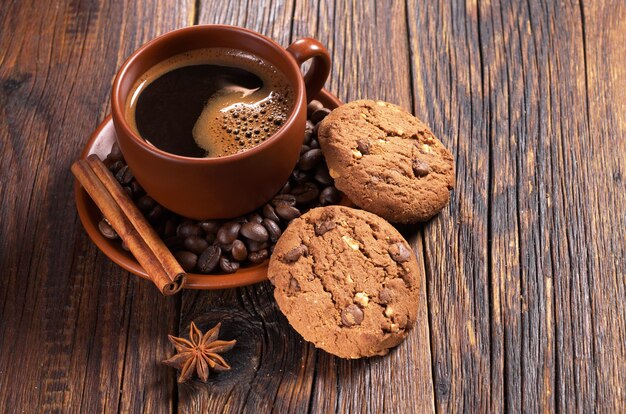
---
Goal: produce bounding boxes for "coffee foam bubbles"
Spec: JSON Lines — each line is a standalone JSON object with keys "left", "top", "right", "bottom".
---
{"left": 125, "top": 48, "right": 294, "bottom": 157}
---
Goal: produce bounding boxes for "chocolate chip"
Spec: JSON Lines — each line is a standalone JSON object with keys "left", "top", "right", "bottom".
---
{"left": 299, "top": 149, "right": 323, "bottom": 171}
{"left": 389, "top": 242, "right": 411, "bottom": 262}
{"left": 356, "top": 139, "right": 370, "bottom": 155}
{"left": 240, "top": 221, "right": 269, "bottom": 242}
{"left": 378, "top": 288, "right": 392, "bottom": 304}
{"left": 319, "top": 186, "right": 342, "bottom": 205}
{"left": 262, "top": 203, "right": 280, "bottom": 222}
{"left": 174, "top": 251, "right": 197, "bottom": 272}
{"left": 272, "top": 194, "right": 297, "bottom": 207}
{"left": 216, "top": 221, "right": 241, "bottom": 244}
{"left": 412, "top": 159, "right": 430, "bottom": 177}
{"left": 262, "top": 218, "right": 281, "bottom": 242}
{"left": 98, "top": 219, "right": 118, "bottom": 239}
{"left": 275, "top": 204, "right": 301, "bottom": 221}
{"left": 219, "top": 256, "right": 239, "bottom": 273}
{"left": 341, "top": 304, "right": 364, "bottom": 327}
{"left": 282, "top": 244, "right": 308, "bottom": 263}
{"left": 310, "top": 107, "right": 331, "bottom": 124}
{"left": 231, "top": 240, "right": 248, "bottom": 261}
{"left": 197, "top": 245, "right": 221, "bottom": 273}
{"left": 292, "top": 182, "right": 319, "bottom": 204}
{"left": 248, "top": 249, "right": 269, "bottom": 264}
{"left": 183, "top": 236, "right": 209, "bottom": 255}
{"left": 314, "top": 220, "right": 336, "bottom": 236}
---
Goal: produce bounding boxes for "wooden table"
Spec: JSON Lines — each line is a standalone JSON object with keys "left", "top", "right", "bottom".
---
{"left": 2, "top": 1, "right": 625, "bottom": 412}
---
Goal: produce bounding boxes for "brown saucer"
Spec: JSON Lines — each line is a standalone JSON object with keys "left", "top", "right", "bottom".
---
{"left": 75, "top": 89, "right": 341, "bottom": 290}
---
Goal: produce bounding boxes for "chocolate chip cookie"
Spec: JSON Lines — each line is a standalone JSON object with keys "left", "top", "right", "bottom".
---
{"left": 318, "top": 100, "right": 455, "bottom": 223}
{"left": 267, "top": 205, "right": 419, "bottom": 359}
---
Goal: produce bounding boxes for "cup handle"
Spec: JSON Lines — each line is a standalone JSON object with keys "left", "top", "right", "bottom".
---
{"left": 286, "top": 38, "right": 331, "bottom": 102}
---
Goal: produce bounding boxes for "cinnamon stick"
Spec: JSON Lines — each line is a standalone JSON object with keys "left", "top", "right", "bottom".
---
{"left": 72, "top": 156, "right": 185, "bottom": 295}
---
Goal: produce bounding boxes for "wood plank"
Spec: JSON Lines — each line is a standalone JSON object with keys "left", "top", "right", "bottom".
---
{"left": 408, "top": 0, "right": 626, "bottom": 411}
{"left": 180, "top": 1, "right": 435, "bottom": 413}
{"left": 0, "top": 0, "right": 189, "bottom": 411}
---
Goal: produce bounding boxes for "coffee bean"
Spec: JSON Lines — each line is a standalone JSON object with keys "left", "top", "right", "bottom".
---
{"left": 123, "top": 186, "right": 133, "bottom": 198}
{"left": 136, "top": 195, "right": 156, "bottom": 212}
{"left": 247, "top": 213, "right": 263, "bottom": 224}
{"left": 130, "top": 181, "right": 144, "bottom": 197}
{"left": 248, "top": 249, "right": 269, "bottom": 264}
{"left": 109, "top": 141, "right": 123, "bottom": 161}
{"left": 356, "top": 139, "right": 371, "bottom": 155}
{"left": 341, "top": 304, "right": 364, "bottom": 327}
{"left": 240, "top": 222, "right": 269, "bottom": 242}
{"left": 300, "top": 145, "right": 311, "bottom": 155}
{"left": 247, "top": 240, "right": 268, "bottom": 252}
{"left": 177, "top": 222, "right": 203, "bottom": 238}
{"left": 282, "top": 244, "right": 308, "bottom": 263}
{"left": 299, "top": 149, "right": 323, "bottom": 171}
{"left": 389, "top": 242, "right": 411, "bottom": 262}
{"left": 98, "top": 219, "right": 118, "bottom": 239}
{"left": 313, "top": 164, "right": 333, "bottom": 186}
{"left": 275, "top": 204, "right": 301, "bottom": 221}
{"left": 231, "top": 239, "right": 248, "bottom": 261}
{"left": 304, "top": 121, "right": 315, "bottom": 144}
{"left": 291, "top": 169, "right": 309, "bottom": 184}
{"left": 272, "top": 194, "right": 296, "bottom": 207}
{"left": 219, "top": 256, "right": 240, "bottom": 273}
{"left": 184, "top": 236, "right": 209, "bottom": 255}
{"left": 279, "top": 181, "right": 292, "bottom": 194}
{"left": 199, "top": 220, "right": 221, "bottom": 234}
{"left": 307, "top": 100, "right": 324, "bottom": 117}
{"left": 110, "top": 160, "right": 124, "bottom": 173}
{"left": 221, "top": 243, "right": 233, "bottom": 253}
{"left": 314, "top": 220, "right": 336, "bottom": 236}
{"left": 197, "top": 245, "right": 221, "bottom": 273}
{"left": 115, "top": 164, "right": 134, "bottom": 185}
{"left": 164, "top": 235, "right": 185, "bottom": 251}
{"left": 412, "top": 159, "right": 430, "bottom": 177}
{"left": 319, "top": 186, "right": 342, "bottom": 205}
{"left": 216, "top": 221, "right": 241, "bottom": 244}
{"left": 163, "top": 219, "right": 178, "bottom": 237}
{"left": 311, "top": 107, "right": 331, "bottom": 124}
{"left": 309, "top": 139, "right": 319, "bottom": 149}
{"left": 262, "top": 218, "right": 281, "bottom": 242}
{"left": 262, "top": 203, "right": 280, "bottom": 222}
{"left": 147, "top": 205, "right": 164, "bottom": 222}
{"left": 174, "top": 251, "right": 197, "bottom": 272}
{"left": 292, "top": 182, "right": 319, "bottom": 204}
{"left": 312, "top": 122, "right": 321, "bottom": 137}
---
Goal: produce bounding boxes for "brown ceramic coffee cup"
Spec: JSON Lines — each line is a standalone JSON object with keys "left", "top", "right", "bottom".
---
{"left": 111, "top": 25, "right": 331, "bottom": 219}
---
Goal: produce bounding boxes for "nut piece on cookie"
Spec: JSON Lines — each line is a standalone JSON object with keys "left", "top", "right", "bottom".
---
{"left": 268, "top": 206, "right": 420, "bottom": 359}
{"left": 317, "top": 100, "right": 455, "bottom": 223}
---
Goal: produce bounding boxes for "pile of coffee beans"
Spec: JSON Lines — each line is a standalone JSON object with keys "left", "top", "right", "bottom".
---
{"left": 99, "top": 100, "right": 342, "bottom": 274}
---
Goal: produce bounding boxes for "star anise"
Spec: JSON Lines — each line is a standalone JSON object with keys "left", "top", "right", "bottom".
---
{"left": 162, "top": 321, "right": 236, "bottom": 383}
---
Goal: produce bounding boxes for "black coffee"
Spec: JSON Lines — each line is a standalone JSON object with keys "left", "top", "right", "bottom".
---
{"left": 125, "top": 48, "right": 294, "bottom": 158}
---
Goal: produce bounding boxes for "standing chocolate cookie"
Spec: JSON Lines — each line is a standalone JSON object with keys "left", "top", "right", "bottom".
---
{"left": 268, "top": 205, "right": 420, "bottom": 359}
{"left": 318, "top": 100, "right": 455, "bottom": 223}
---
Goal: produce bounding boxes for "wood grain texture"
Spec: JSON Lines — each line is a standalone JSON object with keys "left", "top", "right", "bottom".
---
{"left": 1, "top": 0, "right": 624, "bottom": 412}
{"left": 0, "top": 0, "right": 188, "bottom": 412}
{"left": 408, "top": 0, "right": 626, "bottom": 412}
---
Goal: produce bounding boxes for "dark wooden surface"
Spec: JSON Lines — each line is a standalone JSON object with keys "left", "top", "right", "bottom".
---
{"left": 1, "top": 0, "right": 624, "bottom": 412}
